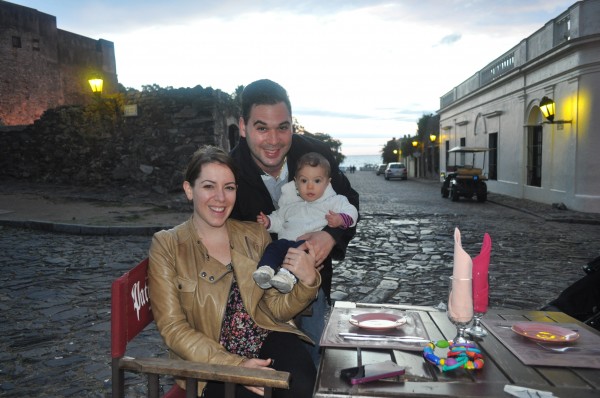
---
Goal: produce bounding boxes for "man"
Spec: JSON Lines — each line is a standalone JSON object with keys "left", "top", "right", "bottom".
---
{"left": 230, "top": 79, "right": 359, "bottom": 365}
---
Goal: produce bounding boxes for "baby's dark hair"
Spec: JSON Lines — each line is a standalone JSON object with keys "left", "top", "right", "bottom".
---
{"left": 296, "top": 152, "right": 331, "bottom": 177}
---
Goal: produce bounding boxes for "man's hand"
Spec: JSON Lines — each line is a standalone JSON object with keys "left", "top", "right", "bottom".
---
{"left": 296, "top": 230, "right": 335, "bottom": 269}
{"left": 240, "top": 358, "right": 275, "bottom": 396}
{"left": 325, "top": 210, "right": 344, "bottom": 228}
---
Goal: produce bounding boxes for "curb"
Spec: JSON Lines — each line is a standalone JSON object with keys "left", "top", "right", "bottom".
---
{"left": 0, "top": 219, "right": 172, "bottom": 236}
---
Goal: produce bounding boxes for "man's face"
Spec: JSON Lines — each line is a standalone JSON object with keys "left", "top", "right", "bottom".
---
{"left": 240, "top": 102, "right": 292, "bottom": 176}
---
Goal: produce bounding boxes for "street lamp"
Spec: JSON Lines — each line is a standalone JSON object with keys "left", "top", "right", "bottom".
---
{"left": 539, "top": 96, "right": 555, "bottom": 122}
{"left": 429, "top": 134, "right": 438, "bottom": 176}
{"left": 412, "top": 140, "right": 418, "bottom": 147}
{"left": 393, "top": 149, "right": 402, "bottom": 162}
{"left": 539, "top": 96, "right": 571, "bottom": 124}
{"left": 88, "top": 77, "right": 103, "bottom": 96}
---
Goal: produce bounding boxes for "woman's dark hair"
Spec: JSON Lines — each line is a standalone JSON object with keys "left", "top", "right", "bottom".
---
{"left": 296, "top": 152, "right": 331, "bottom": 178}
{"left": 241, "top": 79, "right": 292, "bottom": 123}
{"left": 184, "top": 146, "right": 238, "bottom": 186}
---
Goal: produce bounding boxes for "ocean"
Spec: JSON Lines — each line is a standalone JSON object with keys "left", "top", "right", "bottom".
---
{"left": 340, "top": 154, "right": 382, "bottom": 170}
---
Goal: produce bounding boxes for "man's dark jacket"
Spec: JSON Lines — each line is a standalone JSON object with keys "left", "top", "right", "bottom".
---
{"left": 230, "top": 134, "right": 360, "bottom": 300}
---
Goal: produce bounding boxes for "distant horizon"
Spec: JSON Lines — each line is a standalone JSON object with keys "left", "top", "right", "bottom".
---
{"left": 340, "top": 154, "right": 382, "bottom": 167}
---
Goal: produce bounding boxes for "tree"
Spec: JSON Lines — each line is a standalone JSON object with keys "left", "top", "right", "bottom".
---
{"left": 381, "top": 135, "right": 415, "bottom": 163}
{"left": 416, "top": 113, "right": 440, "bottom": 142}
{"left": 303, "top": 130, "right": 346, "bottom": 165}
{"left": 416, "top": 113, "right": 441, "bottom": 177}
{"left": 381, "top": 137, "right": 401, "bottom": 163}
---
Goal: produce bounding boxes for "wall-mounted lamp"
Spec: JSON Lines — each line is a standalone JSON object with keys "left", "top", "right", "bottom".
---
{"left": 88, "top": 77, "right": 104, "bottom": 95}
{"left": 412, "top": 140, "right": 419, "bottom": 147}
{"left": 429, "top": 134, "right": 437, "bottom": 142}
{"left": 540, "top": 96, "right": 571, "bottom": 124}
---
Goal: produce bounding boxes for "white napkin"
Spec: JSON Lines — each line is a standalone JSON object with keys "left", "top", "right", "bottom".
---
{"left": 448, "top": 228, "right": 473, "bottom": 323}
{"left": 504, "top": 384, "right": 557, "bottom": 397}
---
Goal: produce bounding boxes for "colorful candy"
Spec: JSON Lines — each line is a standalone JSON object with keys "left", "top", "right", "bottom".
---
{"left": 423, "top": 340, "right": 484, "bottom": 371}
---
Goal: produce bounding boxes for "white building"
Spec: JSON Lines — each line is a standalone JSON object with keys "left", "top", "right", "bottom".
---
{"left": 438, "top": 0, "right": 600, "bottom": 213}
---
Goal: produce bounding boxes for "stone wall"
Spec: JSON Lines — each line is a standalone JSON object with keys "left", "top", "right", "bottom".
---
{"left": 0, "top": 86, "right": 239, "bottom": 194}
{"left": 0, "top": 1, "right": 117, "bottom": 126}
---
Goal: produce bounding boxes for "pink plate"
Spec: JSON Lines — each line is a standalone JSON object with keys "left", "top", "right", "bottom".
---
{"left": 511, "top": 322, "right": 580, "bottom": 343}
{"left": 349, "top": 313, "right": 407, "bottom": 330}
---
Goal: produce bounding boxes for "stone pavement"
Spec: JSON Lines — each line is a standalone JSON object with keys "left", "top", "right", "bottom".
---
{"left": 1, "top": 174, "right": 600, "bottom": 397}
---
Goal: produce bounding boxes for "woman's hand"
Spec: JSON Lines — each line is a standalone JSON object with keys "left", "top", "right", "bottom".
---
{"left": 282, "top": 241, "right": 318, "bottom": 286}
{"left": 240, "top": 358, "right": 274, "bottom": 396}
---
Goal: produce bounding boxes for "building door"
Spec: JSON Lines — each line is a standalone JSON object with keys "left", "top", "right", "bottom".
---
{"left": 488, "top": 133, "right": 498, "bottom": 180}
{"left": 527, "top": 126, "right": 543, "bottom": 187}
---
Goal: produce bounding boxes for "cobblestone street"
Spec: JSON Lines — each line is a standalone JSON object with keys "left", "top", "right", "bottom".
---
{"left": 1, "top": 172, "right": 599, "bottom": 397}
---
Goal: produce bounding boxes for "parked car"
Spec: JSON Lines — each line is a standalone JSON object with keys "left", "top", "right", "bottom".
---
{"left": 376, "top": 164, "right": 387, "bottom": 175}
{"left": 384, "top": 162, "right": 407, "bottom": 180}
{"left": 440, "top": 146, "right": 489, "bottom": 202}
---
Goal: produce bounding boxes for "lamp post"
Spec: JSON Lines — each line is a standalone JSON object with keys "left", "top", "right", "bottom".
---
{"left": 429, "top": 134, "right": 438, "bottom": 177}
{"left": 539, "top": 96, "right": 572, "bottom": 125}
{"left": 412, "top": 140, "right": 421, "bottom": 178}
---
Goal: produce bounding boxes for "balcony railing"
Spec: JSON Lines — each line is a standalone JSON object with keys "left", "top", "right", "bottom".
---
{"left": 438, "top": 1, "right": 593, "bottom": 110}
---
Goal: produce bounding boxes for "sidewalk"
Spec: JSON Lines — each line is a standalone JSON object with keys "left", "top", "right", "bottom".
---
{"left": 1, "top": 178, "right": 599, "bottom": 235}
{"left": 0, "top": 180, "right": 190, "bottom": 235}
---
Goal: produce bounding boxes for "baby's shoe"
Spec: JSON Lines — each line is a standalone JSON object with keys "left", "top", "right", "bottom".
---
{"left": 253, "top": 266, "right": 275, "bottom": 289}
{"left": 270, "top": 268, "right": 297, "bottom": 294}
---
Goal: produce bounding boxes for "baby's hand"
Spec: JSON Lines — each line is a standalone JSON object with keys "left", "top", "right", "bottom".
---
{"left": 256, "top": 212, "right": 271, "bottom": 229}
{"left": 325, "top": 210, "right": 344, "bottom": 228}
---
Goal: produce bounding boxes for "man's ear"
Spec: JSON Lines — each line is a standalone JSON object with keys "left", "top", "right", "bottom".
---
{"left": 239, "top": 116, "right": 247, "bottom": 138}
{"left": 183, "top": 181, "right": 193, "bottom": 201}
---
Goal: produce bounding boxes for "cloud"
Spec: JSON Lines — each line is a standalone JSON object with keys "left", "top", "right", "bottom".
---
{"left": 438, "top": 33, "right": 462, "bottom": 46}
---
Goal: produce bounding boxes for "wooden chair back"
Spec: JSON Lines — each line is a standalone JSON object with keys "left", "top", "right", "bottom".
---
{"left": 111, "top": 258, "right": 290, "bottom": 398}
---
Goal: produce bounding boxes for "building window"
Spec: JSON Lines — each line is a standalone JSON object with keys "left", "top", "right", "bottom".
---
{"left": 459, "top": 137, "right": 466, "bottom": 165}
{"left": 12, "top": 36, "right": 22, "bottom": 48}
{"left": 554, "top": 16, "right": 571, "bottom": 45}
{"left": 32, "top": 39, "right": 40, "bottom": 51}
{"left": 488, "top": 133, "right": 498, "bottom": 180}
{"left": 527, "top": 126, "right": 543, "bottom": 187}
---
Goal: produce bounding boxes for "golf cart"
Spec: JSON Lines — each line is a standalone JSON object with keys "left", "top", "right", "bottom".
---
{"left": 441, "top": 146, "right": 489, "bottom": 202}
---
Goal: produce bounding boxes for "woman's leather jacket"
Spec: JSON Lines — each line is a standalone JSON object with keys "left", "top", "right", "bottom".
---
{"left": 148, "top": 218, "right": 321, "bottom": 375}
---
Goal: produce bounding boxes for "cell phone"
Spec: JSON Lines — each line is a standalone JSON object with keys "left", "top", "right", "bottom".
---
{"left": 340, "top": 360, "right": 405, "bottom": 385}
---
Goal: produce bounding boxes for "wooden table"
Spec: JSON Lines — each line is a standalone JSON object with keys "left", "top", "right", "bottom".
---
{"left": 313, "top": 302, "right": 600, "bottom": 397}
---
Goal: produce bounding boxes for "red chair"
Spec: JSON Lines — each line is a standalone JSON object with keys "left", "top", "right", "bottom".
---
{"left": 111, "top": 258, "right": 290, "bottom": 398}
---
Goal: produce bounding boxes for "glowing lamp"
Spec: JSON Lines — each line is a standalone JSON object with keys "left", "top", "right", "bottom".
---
{"left": 88, "top": 78, "right": 104, "bottom": 95}
{"left": 539, "top": 96, "right": 555, "bottom": 122}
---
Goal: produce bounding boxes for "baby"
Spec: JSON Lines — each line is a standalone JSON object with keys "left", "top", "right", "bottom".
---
{"left": 253, "top": 152, "right": 359, "bottom": 293}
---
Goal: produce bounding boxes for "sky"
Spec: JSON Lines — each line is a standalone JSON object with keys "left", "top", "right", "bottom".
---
{"left": 10, "top": 0, "right": 576, "bottom": 155}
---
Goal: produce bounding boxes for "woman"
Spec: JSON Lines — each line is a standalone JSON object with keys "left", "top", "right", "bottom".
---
{"left": 148, "top": 146, "right": 320, "bottom": 397}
